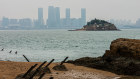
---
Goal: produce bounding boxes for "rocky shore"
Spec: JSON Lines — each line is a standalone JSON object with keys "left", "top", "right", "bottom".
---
{"left": 67, "top": 38, "right": 140, "bottom": 76}
{"left": 0, "top": 61, "right": 119, "bottom": 79}
{"left": 0, "top": 38, "right": 139, "bottom": 79}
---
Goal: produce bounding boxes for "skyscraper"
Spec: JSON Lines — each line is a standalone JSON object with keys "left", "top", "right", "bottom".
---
{"left": 81, "top": 8, "right": 86, "bottom": 25}
{"left": 47, "top": 6, "right": 86, "bottom": 29}
{"left": 55, "top": 7, "right": 60, "bottom": 27}
{"left": 38, "top": 8, "right": 44, "bottom": 27}
{"left": 65, "top": 8, "right": 71, "bottom": 27}
{"left": 66, "top": 8, "right": 70, "bottom": 19}
{"left": 48, "top": 6, "right": 55, "bottom": 28}
{"left": 47, "top": 6, "right": 60, "bottom": 28}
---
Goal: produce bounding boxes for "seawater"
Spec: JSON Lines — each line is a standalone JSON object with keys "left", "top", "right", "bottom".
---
{"left": 0, "top": 29, "right": 140, "bottom": 62}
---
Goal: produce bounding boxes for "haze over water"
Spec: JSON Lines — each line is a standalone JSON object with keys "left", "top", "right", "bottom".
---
{"left": 0, "top": 29, "right": 139, "bottom": 62}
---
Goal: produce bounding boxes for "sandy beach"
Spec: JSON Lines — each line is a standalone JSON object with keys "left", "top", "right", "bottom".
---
{"left": 0, "top": 61, "right": 120, "bottom": 79}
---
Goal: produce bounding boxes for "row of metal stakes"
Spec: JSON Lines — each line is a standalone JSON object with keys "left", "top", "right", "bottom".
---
{"left": 16, "top": 57, "right": 69, "bottom": 79}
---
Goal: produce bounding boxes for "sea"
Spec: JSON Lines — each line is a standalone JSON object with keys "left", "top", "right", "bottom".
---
{"left": 0, "top": 29, "right": 139, "bottom": 62}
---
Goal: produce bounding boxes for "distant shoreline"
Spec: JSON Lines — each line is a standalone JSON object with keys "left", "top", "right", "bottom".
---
{"left": 68, "top": 29, "right": 121, "bottom": 31}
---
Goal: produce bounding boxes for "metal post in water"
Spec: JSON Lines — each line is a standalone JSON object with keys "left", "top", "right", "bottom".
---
{"left": 9, "top": 50, "right": 12, "bottom": 53}
{"left": 23, "top": 55, "right": 30, "bottom": 62}
{"left": 15, "top": 51, "right": 17, "bottom": 54}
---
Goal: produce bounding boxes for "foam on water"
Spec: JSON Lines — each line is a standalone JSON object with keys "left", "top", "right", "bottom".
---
{"left": 0, "top": 29, "right": 140, "bottom": 62}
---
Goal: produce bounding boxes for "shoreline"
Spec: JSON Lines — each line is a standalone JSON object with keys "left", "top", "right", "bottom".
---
{"left": 0, "top": 38, "right": 139, "bottom": 78}
{"left": 68, "top": 29, "right": 121, "bottom": 31}
{"left": 0, "top": 61, "right": 120, "bottom": 79}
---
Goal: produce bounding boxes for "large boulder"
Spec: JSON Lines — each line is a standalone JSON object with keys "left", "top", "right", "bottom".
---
{"left": 67, "top": 57, "right": 140, "bottom": 76}
{"left": 67, "top": 38, "right": 140, "bottom": 76}
{"left": 103, "top": 38, "right": 140, "bottom": 60}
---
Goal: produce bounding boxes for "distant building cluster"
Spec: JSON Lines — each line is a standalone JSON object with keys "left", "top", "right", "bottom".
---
{"left": 1, "top": 18, "right": 33, "bottom": 29}
{"left": 0, "top": 6, "right": 86, "bottom": 29}
{"left": 108, "top": 19, "right": 133, "bottom": 28}
{"left": 136, "top": 18, "right": 140, "bottom": 27}
{"left": 108, "top": 19, "right": 140, "bottom": 29}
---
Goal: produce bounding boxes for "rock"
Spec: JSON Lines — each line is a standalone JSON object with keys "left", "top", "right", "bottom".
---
{"left": 67, "top": 38, "right": 140, "bottom": 76}
{"left": 69, "top": 19, "right": 119, "bottom": 31}
{"left": 52, "top": 65, "right": 68, "bottom": 71}
{"left": 83, "top": 23, "right": 117, "bottom": 31}
{"left": 67, "top": 57, "right": 140, "bottom": 76}
{"left": 103, "top": 38, "right": 140, "bottom": 60}
{"left": 49, "top": 77, "right": 54, "bottom": 79}
{"left": 120, "top": 76, "right": 140, "bottom": 79}
{"left": 34, "top": 67, "right": 51, "bottom": 75}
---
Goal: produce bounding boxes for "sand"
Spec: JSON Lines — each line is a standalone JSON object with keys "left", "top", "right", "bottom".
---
{"left": 0, "top": 61, "right": 120, "bottom": 79}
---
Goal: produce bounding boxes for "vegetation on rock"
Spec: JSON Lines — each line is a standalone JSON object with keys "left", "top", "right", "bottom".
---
{"left": 87, "top": 18, "right": 110, "bottom": 26}
{"left": 82, "top": 18, "right": 118, "bottom": 31}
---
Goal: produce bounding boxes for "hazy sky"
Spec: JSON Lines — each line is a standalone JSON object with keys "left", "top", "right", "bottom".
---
{"left": 0, "top": 0, "right": 140, "bottom": 22}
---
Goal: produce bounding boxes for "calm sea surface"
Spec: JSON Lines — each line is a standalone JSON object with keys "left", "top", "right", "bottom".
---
{"left": 0, "top": 29, "right": 140, "bottom": 62}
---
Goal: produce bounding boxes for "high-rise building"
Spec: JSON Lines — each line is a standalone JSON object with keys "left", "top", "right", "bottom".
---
{"left": 38, "top": 8, "right": 44, "bottom": 27}
{"left": 47, "top": 6, "right": 55, "bottom": 28}
{"left": 55, "top": 7, "right": 60, "bottom": 27}
{"left": 65, "top": 8, "right": 71, "bottom": 27}
{"left": 81, "top": 8, "right": 86, "bottom": 26}
{"left": 66, "top": 8, "right": 70, "bottom": 19}
{"left": 47, "top": 6, "right": 61, "bottom": 28}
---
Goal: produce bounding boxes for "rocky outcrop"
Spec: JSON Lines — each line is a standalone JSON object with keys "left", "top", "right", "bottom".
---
{"left": 67, "top": 57, "right": 140, "bottom": 76}
{"left": 103, "top": 38, "right": 140, "bottom": 60}
{"left": 67, "top": 38, "right": 140, "bottom": 76}
{"left": 83, "top": 19, "right": 118, "bottom": 31}
{"left": 83, "top": 23, "right": 118, "bottom": 31}
{"left": 69, "top": 19, "right": 119, "bottom": 31}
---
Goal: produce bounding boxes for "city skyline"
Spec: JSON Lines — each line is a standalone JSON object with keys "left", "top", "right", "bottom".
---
{"left": 0, "top": 0, "right": 140, "bottom": 22}
{"left": 1, "top": 6, "right": 140, "bottom": 29}
{"left": 0, "top": 7, "right": 87, "bottom": 29}
{"left": 46, "top": 6, "right": 86, "bottom": 28}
